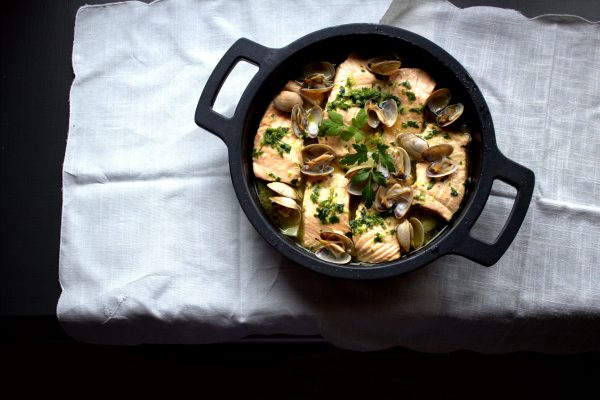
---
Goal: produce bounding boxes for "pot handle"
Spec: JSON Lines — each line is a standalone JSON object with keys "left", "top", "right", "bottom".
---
{"left": 194, "top": 38, "right": 272, "bottom": 145}
{"left": 451, "top": 152, "right": 535, "bottom": 266}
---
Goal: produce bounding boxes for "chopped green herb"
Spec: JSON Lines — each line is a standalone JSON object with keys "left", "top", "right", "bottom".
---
{"left": 399, "top": 107, "right": 405, "bottom": 115}
{"left": 424, "top": 129, "right": 440, "bottom": 140}
{"left": 389, "top": 229, "right": 397, "bottom": 236}
{"left": 443, "top": 133, "right": 450, "bottom": 139}
{"left": 310, "top": 184, "right": 321, "bottom": 204}
{"left": 401, "top": 120, "right": 420, "bottom": 129}
{"left": 450, "top": 187, "right": 458, "bottom": 197}
{"left": 328, "top": 87, "right": 401, "bottom": 111}
{"left": 350, "top": 208, "right": 386, "bottom": 235}
{"left": 427, "top": 181, "right": 435, "bottom": 190}
{"left": 268, "top": 173, "right": 281, "bottom": 182}
{"left": 374, "top": 232, "right": 384, "bottom": 243}
{"left": 252, "top": 148, "right": 264, "bottom": 159}
{"left": 290, "top": 178, "right": 299, "bottom": 187}
{"left": 401, "top": 80, "right": 412, "bottom": 89}
{"left": 403, "top": 90, "right": 416, "bottom": 102}
{"left": 409, "top": 105, "right": 424, "bottom": 113}
{"left": 346, "top": 76, "right": 355, "bottom": 88}
{"left": 414, "top": 192, "right": 426, "bottom": 202}
{"left": 261, "top": 127, "right": 291, "bottom": 157}
{"left": 315, "top": 190, "right": 345, "bottom": 225}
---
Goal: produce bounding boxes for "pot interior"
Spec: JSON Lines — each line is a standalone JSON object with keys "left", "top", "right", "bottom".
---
{"left": 240, "top": 31, "right": 486, "bottom": 269}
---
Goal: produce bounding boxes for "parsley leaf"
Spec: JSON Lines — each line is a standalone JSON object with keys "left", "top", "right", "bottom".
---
{"left": 362, "top": 176, "right": 375, "bottom": 208}
{"left": 339, "top": 144, "right": 369, "bottom": 166}
{"left": 375, "top": 143, "right": 396, "bottom": 173}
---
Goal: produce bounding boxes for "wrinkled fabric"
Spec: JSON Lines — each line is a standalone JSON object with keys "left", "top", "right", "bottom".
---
{"left": 58, "top": 0, "right": 600, "bottom": 352}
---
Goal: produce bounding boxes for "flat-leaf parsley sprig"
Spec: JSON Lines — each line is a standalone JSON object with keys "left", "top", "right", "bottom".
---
{"left": 320, "top": 109, "right": 368, "bottom": 143}
{"left": 339, "top": 144, "right": 395, "bottom": 208}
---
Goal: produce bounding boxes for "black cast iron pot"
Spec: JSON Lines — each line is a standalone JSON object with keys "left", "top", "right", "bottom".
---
{"left": 195, "top": 24, "right": 534, "bottom": 280}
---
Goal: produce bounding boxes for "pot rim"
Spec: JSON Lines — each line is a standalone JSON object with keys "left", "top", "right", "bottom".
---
{"left": 196, "top": 23, "right": 535, "bottom": 279}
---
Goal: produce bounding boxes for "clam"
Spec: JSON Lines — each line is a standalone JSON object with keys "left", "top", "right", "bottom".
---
{"left": 273, "top": 90, "right": 303, "bottom": 113}
{"left": 421, "top": 144, "right": 454, "bottom": 162}
{"left": 397, "top": 133, "right": 429, "bottom": 161}
{"left": 305, "top": 105, "right": 323, "bottom": 138}
{"left": 366, "top": 56, "right": 401, "bottom": 76}
{"left": 345, "top": 164, "right": 377, "bottom": 196}
{"left": 267, "top": 182, "right": 298, "bottom": 200}
{"left": 409, "top": 217, "right": 424, "bottom": 250}
{"left": 437, "top": 103, "right": 464, "bottom": 127}
{"left": 285, "top": 80, "right": 324, "bottom": 107}
{"left": 315, "top": 231, "right": 353, "bottom": 264}
{"left": 270, "top": 196, "right": 302, "bottom": 226}
{"left": 396, "top": 219, "right": 412, "bottom": 253}
{"left": 301, "top": 143, "right": 335, "bottom": 177}
{"left": 299, "top": 61, "right": 335, "bottom": 94}
{"left": 425, "top": 88, "right": 451, "bottom": 115}
{"left": 292, "top": 104, "right": 323, "bottom": 139}
{"left": 374, "top": 183, "right": 413, "bottom": 220}
{"left": 396, "top": 217, "right": 425, "bottom": 253}
{"left": 426, "top": 157, "right": 458, "bottom": 178}
{"left": 365, "top": 99, "right": 398, "bottom": 128}
{"left": 390, "top": 147, "right": 411, "bottom": 178}
{"left": 291, "top": 104, "right": 307, "bottom": 138}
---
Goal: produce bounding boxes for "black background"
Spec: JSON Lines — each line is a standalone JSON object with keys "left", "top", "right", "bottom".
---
{"left": 2, "top": 0, "right": 599, "bottom": 394}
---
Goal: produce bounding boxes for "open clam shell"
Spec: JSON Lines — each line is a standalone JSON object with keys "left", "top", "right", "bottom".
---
{"left": 301, "top": 143, "right": 336, "bottom": 177}
{"left": 396, "top": 219, "right": 412, "bottom": 253}
{"left": 366, "top": 99, "right": 398, "bottom": 128}
{"left": 425, "top": 88, "right": 451, "bottom": 115}
{"left": 315, "top": 231, "right": 353, "bottom": 264}
{"left": 291, "top": 104, "right": 307, "bottom": 138}
{"left": 437, "top": 103, "right": 464, "bottom": 127}
{"left": 267, "top": 182, "right": 298, "bottom": 200}
{"left": 409, "top": 217, "right": 425, "bottom": 250}
{"left": 270, "top": 196, "right": 302, "bottom": 227}
{"left": 366, "top": 56, "right": 402, "bottom": 76}
{"left": 426, "top": 156, "right": 459, "bottom": 178}
{"left": 390, "top": 147, "right": 411, "bottom": 178}
{"left": 305, "top": 105, "right": 323, "bottom": 138}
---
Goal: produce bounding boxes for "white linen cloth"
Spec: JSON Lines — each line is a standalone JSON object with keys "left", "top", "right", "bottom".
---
{"left": 58, "top": 0, "right": 600, "bottom": 352}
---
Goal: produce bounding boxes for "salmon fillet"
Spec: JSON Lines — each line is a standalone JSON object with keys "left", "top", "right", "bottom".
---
{"left": 301, "top": 172, "right": 351, "bottom": 250}
{"left": 383, "top": 68, "right": 436, "bottom": 145}
{"left": 412, "top": 124, "right": 471, "bottom": 221}
{"left": 351, "top": 205, "right": 400, "bottom": 263}
{"left": 319, "top": 54, "right": 380, "bottom": 157}
{"left": 252, "top": 103, "right": 303, "bottom": 184}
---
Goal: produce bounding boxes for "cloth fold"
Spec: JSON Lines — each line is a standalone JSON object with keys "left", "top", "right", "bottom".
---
{"left": 58, "top": 0, "right": 600, "bottom": 352}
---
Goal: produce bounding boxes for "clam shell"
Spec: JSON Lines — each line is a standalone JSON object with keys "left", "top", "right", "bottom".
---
{"left": 267, "top": 182, "right": 298, "bottom": 200}
{"left": 291, "top": 104, "right": 306, "bottom": 138}
{"left": 366, "top": 57, "right": 402, "bottom": 76}
{"left": 426, "top": 157, "right": 458, "bottom": 178}
{"left": 366, "top": 99, "right": 398, "bottom": 128}
{"left": 273, "top": 91, "right": 303, "bottom": 113}
{"left": 319, "top": 231, "right": 354, "bottom": 254}
{"left": 437, "top": 103, "right": 464, "bottom": 127}
{"left": 425, "top": 88, "right": 451, "bottom": 115}
{"left": 315, "top": 247, "right": 352, "bottom": 264}
{"left": 397, "top": 133, "right": 429, "bottom": 161}
{"left": 305, "top": 105, "right": 323, "bottom": 138}
{"left": 396, "top": 219, "right": 411, "bottom": 253}
{"left": 409, "top": 217, "right": 424, "bottom": 250}
{"left": 422, "top": 144, "right": 454, "bottom": 162}
{"left": 269, "top": 196, "right": 301, "bottom": 225}
{"left": 390, "top": 147, "right": 411, "bottom": 178}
